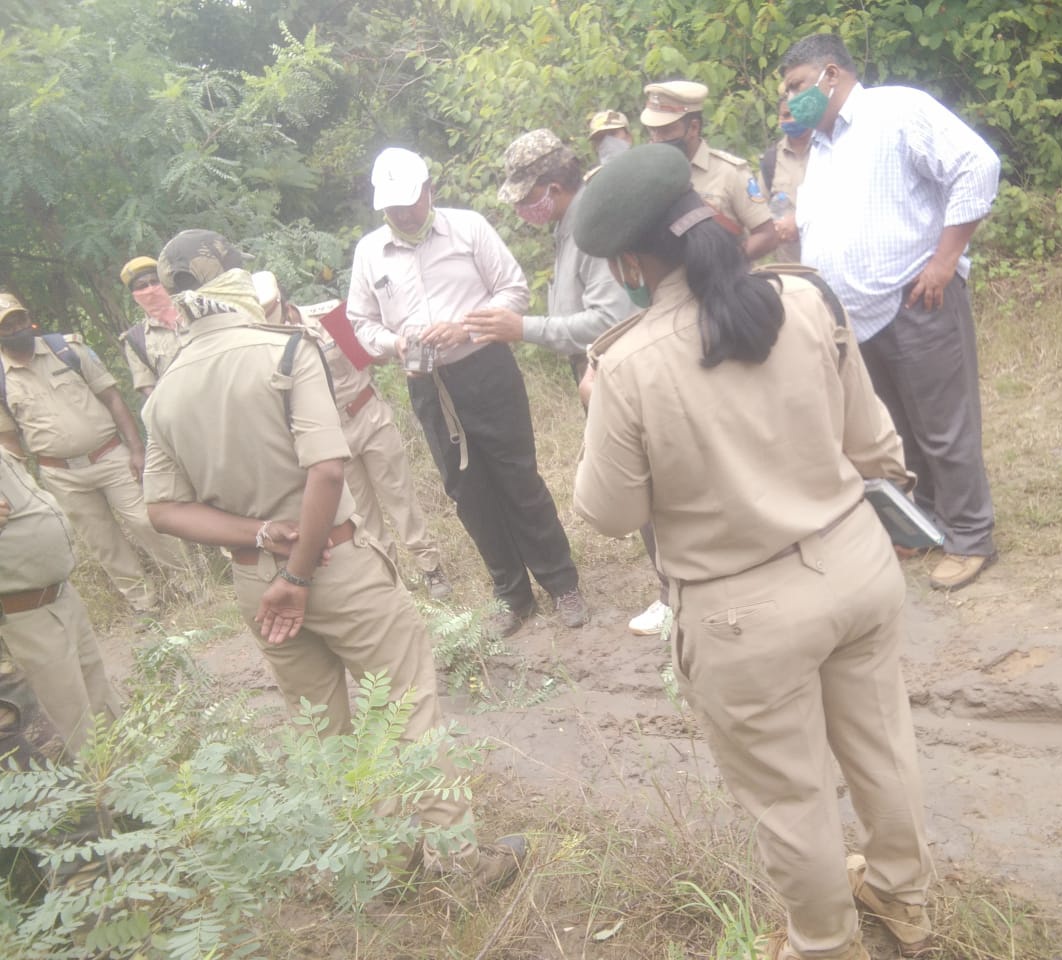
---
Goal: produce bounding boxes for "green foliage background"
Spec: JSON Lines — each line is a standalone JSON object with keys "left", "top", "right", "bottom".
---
{"left": 1, "top": 0, "right": 1059, "bottom": 348}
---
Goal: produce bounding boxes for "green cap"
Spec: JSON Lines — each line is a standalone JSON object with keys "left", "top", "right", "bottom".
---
{"left": 573, "top": 144, "right": 693, "bottom": 258}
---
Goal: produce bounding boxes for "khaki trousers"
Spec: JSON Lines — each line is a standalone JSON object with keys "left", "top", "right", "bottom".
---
{"left": 39, "top": 443, "right": 191, "bottom": 611}
{"left": 0, "top": 583, "right": 121, "bottom": 753}
{"left": 231, "top": 533, "right": 473, "bottom": 855}
{"left": 672, "top": 502, "right": 931, "bottom": 958}
{"left": 341, "top": 394, "right": 441, "bottom": 574}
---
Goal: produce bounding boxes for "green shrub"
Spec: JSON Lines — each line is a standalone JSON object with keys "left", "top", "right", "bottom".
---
{"left": 0, "top": 636, "right": 481, "bottom": 959}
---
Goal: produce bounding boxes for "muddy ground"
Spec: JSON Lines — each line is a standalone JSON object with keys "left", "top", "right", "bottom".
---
{"left": 98, "top": 541, "right": 1062, "bottom": 916}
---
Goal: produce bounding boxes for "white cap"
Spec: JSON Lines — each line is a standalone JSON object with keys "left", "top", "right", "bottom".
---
{"left": 251, "top": 270, "right": 282, "bottom": 324}
{"left": 371, "top": 148, "right": 430, "bottom": 210}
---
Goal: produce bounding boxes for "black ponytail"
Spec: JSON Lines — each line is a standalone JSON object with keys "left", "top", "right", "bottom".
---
{"left": 631, "top": 196, "right": 785, "bottom": 367}
{"left": 683, "top": 220, "right": 784, "bottom": 368}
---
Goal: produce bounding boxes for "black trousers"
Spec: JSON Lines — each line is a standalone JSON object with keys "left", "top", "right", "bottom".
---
{"left": 408, "top": 343, "right": 578, "bottom": 609}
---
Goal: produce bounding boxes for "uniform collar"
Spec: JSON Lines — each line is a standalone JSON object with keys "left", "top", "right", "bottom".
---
{"left": 0, "top": 337, "right": 48, "bottom": 372}
{"left": 183, "top": 309, "right": 259, "bottom": 341}
{"left": 690, "top": 138, "right": 712, "bottom": 172}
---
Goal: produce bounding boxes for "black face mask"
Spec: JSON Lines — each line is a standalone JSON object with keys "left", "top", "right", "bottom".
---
{"left": 0, "top": 328, "right": 36, "bottom": 353}
{"left": 659, "top": 135, "right": 689, "bottom": 152}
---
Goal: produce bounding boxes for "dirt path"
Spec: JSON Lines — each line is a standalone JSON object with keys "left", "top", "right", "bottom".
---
{"left": 99, "top": 551, "right": 1062, "bottom": 910}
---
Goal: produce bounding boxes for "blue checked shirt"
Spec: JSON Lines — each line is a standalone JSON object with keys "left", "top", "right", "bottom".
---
{"left": 797, "top": 83, "right": 1000, "bottom": 342}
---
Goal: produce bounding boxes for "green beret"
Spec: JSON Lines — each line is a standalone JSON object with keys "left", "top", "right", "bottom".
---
{"left": 573, "top": 144, "right": 692, "bottom": 259}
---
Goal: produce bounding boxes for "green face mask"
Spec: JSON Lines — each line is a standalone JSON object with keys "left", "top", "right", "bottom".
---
{"left": 787, "top": 68, "right": 831, "bottom": 129}
{"left": 386, "top": 208, "right": 436, "bottom": 246}
{"left": 623, "top": 281, "right": 652, "bottom": 309}
{"left": 614, "top": 257, "right": 651, "bottom": 309}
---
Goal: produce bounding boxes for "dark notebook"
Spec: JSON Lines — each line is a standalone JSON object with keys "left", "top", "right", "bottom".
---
{"left": 864, "top": 479, "right": 945, "bottom": 550}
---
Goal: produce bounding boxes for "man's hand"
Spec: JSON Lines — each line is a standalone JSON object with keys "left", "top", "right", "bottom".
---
{"left": 419, "top": 322, "right": 470, "bottom": 350}
{"left": 129, "top": 447, "right": 145, "bottom": 483}
{"left": 906, "top": 255, "right": 955, "bottom": 312}
{"left": 773, "top": 213, "right": 798, "bottom": 248}
{"left": 255, "top": 578, "right": 308, "bottom": 645}
{"left": 462, "top": 307, "right": 524, "bottom": 344}
{"left": 0, "top": 498, "right": 10, "bottom": 533}
{"left": 259, "top": 519, "right": 334, "bottom": 565}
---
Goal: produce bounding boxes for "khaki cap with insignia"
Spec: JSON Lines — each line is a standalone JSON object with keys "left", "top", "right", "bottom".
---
{"left": 588, "top": 109, "right": 630, "bottom": 140}
{"left": 641, "top": 80, "right": 709, "bottom": 127}
{"left": 0, "top": 292, "right": 29, "bottom": 326}
{"left": 120, "top": 256, "right": 159, "bottom": 289}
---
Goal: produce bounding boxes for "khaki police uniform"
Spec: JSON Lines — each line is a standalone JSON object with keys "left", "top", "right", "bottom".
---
{"left": 758, "top": 135, "right": 810, "bottom": 262}
{"left": 301, "top": 303, "right": 442, "bottom": 575}
{"left": 0, "top": 448, "right": 120, "bottom": 752}
{"left": 121, "top": 318, "right": 183, "bottom": 393}
{"left": 574, "top": 271, "right": 931, "bottom": 957}
{"left": 0, "top": 335, "right": 189, "bottom": 612}
{"left": 689, "top": 140, "right": 772, "bottom": 234}
{"left": 143, "top": 306, "right": 472, "bottom": 850}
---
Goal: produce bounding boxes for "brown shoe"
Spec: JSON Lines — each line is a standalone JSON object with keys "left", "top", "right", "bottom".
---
{"left": 847, "top": 854, "right": 933, "bottom": 957}
{"left": 752, "top": 932, "right": 868, "bottom": 960}
{"left": 553, "top": 588, "right": 590, "bottom": 627}
{"left": 422, "top": 566, "right": 453, "bottom": 600}
{"left": 472, "top": 834, "right": 528, "bottom": 890}
{"left": 486, "top": 601, "right": 535, "bottom": 639}
{"left": 929, "top": 552, "right": 996, "bottom": 590}
{"left": 417, "top": 835, "right": 528, "bottom": 902}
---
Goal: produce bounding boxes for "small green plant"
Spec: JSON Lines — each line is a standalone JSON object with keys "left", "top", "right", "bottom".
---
{"left": 677, "top": 882, "right": 767, "bottom": 959}
{"left": 422, "top": 601, "right": 507, "bottom": 699}
{"left": 0, "top": 637, "right": 481, "bottom": 960}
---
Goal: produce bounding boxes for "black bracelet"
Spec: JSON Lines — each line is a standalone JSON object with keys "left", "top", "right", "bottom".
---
{"left": 276, "top": 567, "right": 312, "bottom": 588}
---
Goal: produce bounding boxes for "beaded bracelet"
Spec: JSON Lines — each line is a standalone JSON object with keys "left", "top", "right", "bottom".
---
{"left": 276, "top": 567, "right": 312, "bottom": 588}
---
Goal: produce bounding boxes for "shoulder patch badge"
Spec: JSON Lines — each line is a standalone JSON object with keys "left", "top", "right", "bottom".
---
{"left": 747, "top": 177, "right": 767, "bottom": 202}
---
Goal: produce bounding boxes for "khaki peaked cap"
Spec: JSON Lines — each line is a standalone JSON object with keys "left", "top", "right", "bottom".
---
{"left": 641, "top": 80, "right": 709, "bottom": 126}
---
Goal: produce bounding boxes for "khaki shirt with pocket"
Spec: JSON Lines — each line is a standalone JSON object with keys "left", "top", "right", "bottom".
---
{"left": 0, "top": 336, "right": 117, "bottom": 459}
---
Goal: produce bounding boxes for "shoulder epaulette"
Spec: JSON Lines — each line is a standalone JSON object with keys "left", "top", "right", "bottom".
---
{"left": 707, "top": 146, "right": 751, "bottom": 168}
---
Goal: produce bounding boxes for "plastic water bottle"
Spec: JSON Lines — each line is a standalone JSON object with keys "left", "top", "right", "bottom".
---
{"left": 769, "top": 191, "right": 794, "bottom": 220}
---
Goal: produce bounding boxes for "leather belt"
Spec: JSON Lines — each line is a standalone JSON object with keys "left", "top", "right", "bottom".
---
{"left": 0, "top": 582, "right": 63, "bottom": 617}
{"left": 36, "top": 435, "right": 121, "bottom": 470}
{"left": 343, "top": 386, "right": 375, "bottom": 419}
{"left": 229, "top": 519, "right": 356, "bottom": 566}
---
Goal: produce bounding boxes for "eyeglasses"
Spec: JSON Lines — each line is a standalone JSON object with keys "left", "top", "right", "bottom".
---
{"left": 131, "top": 276, "right": 162, "bottom": 292}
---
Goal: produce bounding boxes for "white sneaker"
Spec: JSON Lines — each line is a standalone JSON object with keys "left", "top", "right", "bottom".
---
{"left": 628, "top": 600, "right": 669, "bottom": 636}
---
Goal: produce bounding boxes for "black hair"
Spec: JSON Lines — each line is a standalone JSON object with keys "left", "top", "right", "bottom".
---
{"left": 630, "top": 190, "right": 784, "bottom": 368}
{"left": 534, "top": 148, "right": 583, "bottom": 194}
{"left": 780, "top": 34, "right": 859, "bottom": 77}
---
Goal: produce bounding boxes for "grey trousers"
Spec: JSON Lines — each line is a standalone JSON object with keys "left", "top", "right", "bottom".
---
{"left": 859, "top": 275, "right": 995, "bottom": 556}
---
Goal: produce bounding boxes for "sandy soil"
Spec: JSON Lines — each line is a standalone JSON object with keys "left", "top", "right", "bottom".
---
{"left": 98, "top": 544, "right": 1062, "bottom": 914}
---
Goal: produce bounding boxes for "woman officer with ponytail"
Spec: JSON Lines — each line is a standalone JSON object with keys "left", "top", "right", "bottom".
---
{"left": 572, "top": 144, "right": 933, "bottom": 960}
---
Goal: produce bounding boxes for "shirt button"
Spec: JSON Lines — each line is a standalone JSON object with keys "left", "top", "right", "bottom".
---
{"left": 815, "top": 560, "right": 825, "bottom": 571}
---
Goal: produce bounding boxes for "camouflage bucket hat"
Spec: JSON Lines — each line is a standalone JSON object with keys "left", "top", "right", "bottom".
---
{"left": 157, "top": 229, "right": 247, "bottom": 293}
{"left": 498, "top": 129, "right": 568, "bottom": 205}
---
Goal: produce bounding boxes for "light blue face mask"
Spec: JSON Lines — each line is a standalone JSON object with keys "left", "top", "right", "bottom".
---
{"left": 787, "top": 68, "right": 832, "bottom": 129}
